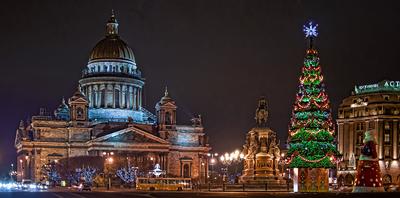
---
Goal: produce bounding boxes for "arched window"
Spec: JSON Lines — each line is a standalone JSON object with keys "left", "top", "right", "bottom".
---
{"left": 183, "top": 164, "right": 190, "bottom": 178}
{"left": 344, "top": 174, "right": 354, "bottom": 186}
{"left": 77, "top": 107, "right": 84, "bottom": 119}
{"left": 165, "top": 112, "right": 171, "bottom": 125}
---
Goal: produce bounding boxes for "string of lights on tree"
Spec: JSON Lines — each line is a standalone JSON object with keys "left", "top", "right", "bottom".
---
{"left": 286, "top": 22, "right": 340, "bottom": 168}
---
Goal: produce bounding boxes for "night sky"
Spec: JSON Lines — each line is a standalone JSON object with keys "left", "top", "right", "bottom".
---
{"left": 1, "top": 0, "right": 400, "bottom": 173}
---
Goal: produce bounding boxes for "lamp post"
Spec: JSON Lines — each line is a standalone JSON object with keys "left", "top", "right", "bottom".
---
{"left": 103, "top": 152, "right": 114, "bottom": 190}
{"left": 219, "top": 150, "right": 244, "bottom": 184}
{"left": 279, "top": 153, "right": 285, "bottom": 177}
{"left": 207, "top": 153, "right": 218, "bottom": 184}
{"left": 10, "top": 163, "right": 17, "bottom": 182}
{"left": 19, "top": 159, "right": 23, "bottom": 181}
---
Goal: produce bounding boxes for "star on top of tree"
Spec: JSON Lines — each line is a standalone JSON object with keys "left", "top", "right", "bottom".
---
{"left": 303, "top": 21, "right": 318, "bottom": 38}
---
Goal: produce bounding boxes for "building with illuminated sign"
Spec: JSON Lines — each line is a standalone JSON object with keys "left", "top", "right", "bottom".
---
{"left": 336, "top": 80, "right": 400, "bottom": 187}
{"left": 14, "top": 12, "right": 210, "bottom": 184}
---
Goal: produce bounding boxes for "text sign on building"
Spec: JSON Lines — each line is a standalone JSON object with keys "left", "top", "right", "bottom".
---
{"left": 354, "top": 80, "right": 400, "bottom": 94}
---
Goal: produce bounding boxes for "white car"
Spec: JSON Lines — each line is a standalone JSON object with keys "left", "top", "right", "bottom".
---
{"left": 21, "top": 179, "right": 33, "bottom": 190}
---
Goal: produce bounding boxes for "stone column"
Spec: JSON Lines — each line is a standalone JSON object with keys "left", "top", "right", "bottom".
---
{"left": 121, "top": 85, "right": 126, "bottom": 109}
{"left": 137, "top": 88, "right": 140, "bottom": 109}
{"left": 94, "top": 84, "right": 99, "bottom": 108}
{"left": 165, "top": 154, "right": 169, "bottom": 175}
{"left": 133, "top": 87, "right": 137, "bottom": 110}
{"left": 138, "top": 88, "right": 142, "bottom": 108}
{"left": 129, "top": 86, "right": 133, "bottom": 109}
{"left": 393, "top": 120, "right": 398, "bottom": 160}
{"left": 119, "top": 84, "right": 122, "bottom": 108}
{"left": 88, "top": 86, "right": 93, "bottom": 108}
{"left": 108, "top": 84, "right": 113, "bottom": 108}
{"left": 338, "top": 123, "right": 344, "bottom": 156}
{"left": 104, "top": 83, "right": 109, "bottom": 108}
{"left": 342, "top": 123, "right": 351, "bottom": 159}
{"left": 98, "top": 85, "right": 102, "bottom": 108}
{"left": 112, "top": 84, "right": 116, "bottom": 108}
{"left": 377, "top": 120, "right": 383, "bottom": 159}
{"left": 349, "top": 122, "right": 354, "bottom": 157}
{"left": 125, "top": 86, "right": 130, "bottom": 109}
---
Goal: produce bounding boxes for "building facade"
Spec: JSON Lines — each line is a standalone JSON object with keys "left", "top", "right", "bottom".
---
{"left": 14, "top": 13, "right": 210, "bottom": 184}
{"left": 337, "top": 80, "right": 400, "bottom": 186}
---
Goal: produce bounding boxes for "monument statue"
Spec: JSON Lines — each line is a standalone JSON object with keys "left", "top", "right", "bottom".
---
{"left": 240, "top": 97, "right": 284, "bottom": 184}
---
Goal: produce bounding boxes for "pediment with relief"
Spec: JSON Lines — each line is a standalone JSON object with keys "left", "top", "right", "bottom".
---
{"left": 105, "top": 132, "right": 159, "bottom": 143}
{"left": 91, "top": 127, "right": 169, "bottom": 145}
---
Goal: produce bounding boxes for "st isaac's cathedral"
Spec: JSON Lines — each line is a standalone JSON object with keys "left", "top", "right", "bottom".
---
{"left": 14, "top": 13, "right": 210, "bottom": 183}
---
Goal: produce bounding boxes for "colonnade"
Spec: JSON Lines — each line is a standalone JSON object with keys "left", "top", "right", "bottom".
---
{"left": 83, "top": 83, "right": 142, "bottom": 110}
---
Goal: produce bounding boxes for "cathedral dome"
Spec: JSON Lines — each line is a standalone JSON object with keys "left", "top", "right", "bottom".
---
{"left": 89, "top": 36, "right": 135, "bottom": 62}
{"left": 88, "top": 12, "right": 135, "bottom": 63}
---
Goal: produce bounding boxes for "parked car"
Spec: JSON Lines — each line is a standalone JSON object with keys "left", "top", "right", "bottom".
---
{"left": 21, "top": 179, "right": 33, "bottom": 190}
{"left": 78, "top": 183, "right": 91, "bottom": 191}
{"left": 36, "top": 183, "right": 48, "bottom": 190}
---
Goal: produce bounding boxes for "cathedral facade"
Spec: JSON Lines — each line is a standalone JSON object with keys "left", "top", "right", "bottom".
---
{"left": 14, "top": 13, "right": 210, "bottom": 184}
{"left": 337, "top": 80, "right": 400, "bottom": 187}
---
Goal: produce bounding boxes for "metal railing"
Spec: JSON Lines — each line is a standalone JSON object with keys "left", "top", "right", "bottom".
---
{"left": 196, "top": 183, "right": 292, "bottom": 192}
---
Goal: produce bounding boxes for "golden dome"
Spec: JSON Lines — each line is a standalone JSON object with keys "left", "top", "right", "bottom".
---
{"left": 89, "top": 36, "right": 135, "bottom": 62}
{"left": 88, "top": 11, "right": 135, "bottom": 62}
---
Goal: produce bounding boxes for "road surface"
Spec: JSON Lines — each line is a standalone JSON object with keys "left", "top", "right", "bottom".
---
{"left": 0, "top": 191, "right": 400, "bottom": 198}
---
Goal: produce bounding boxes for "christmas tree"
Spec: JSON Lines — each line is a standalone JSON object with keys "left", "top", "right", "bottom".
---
{"left": 287, "top": 22, "right": 339, "bottom": 169}
{"left": 353, "top": 130, "right": 384, "bottom": 192}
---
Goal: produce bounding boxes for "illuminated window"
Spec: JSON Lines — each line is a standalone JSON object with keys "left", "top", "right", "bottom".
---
{"left": 369, "top": 121, "right": 375, "bottom": 129}
{"left": 383, "top": 95, "right": 390, "bottom": 101}
{"left": 384, "top": 148, "right": 390, "bottom": 158}
{"left": 385, "top": 134, "right": 390, "bottom": 143}
{"left": 385, "top": 122, "right": 390, "bottom": 130}
{"left": 357, "top": 132, "right": 363, "bottom": 145}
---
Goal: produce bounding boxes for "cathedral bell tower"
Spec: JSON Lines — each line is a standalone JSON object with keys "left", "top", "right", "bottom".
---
{"left": 69, "top": 86, "right": 89, "bottom": 127}
{"left": 155, "top": 87, "right": 177, "bottom": 138}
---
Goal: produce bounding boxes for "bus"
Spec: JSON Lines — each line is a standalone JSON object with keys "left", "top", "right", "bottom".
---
{"left": 136, "top": 177, "right": 192, "bottom": 191}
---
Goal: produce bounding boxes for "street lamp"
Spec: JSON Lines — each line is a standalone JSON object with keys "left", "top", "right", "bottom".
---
{"left": 10, "top": 163, "right": 17, "bottom": 182}
{"left": 279, "top": 153, "right": 286, "bottom": 177}
{"left": 207, "top": 153, "right": 218, "bottom": 183}
{"left": 102, "top": 152, "right": 114, "bottom": 190}
{"left": 219, "top": 150, "right": 244, "bottom": 184}
{"left": 19, "top": 159, "right": 23, "bottom": 180}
